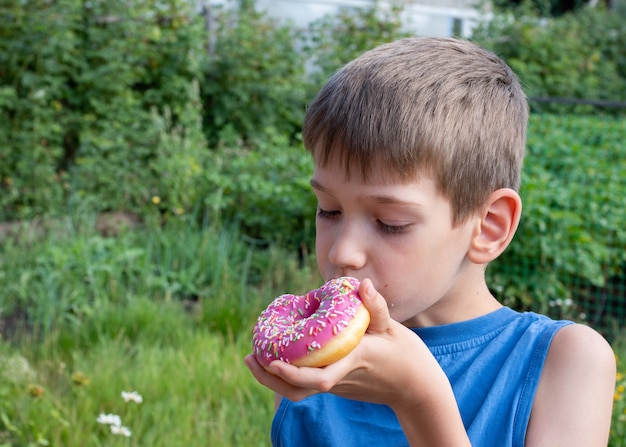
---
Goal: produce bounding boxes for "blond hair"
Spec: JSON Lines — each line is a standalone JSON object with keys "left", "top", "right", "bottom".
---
{"left": 303, "top": 37, "right": 528, "bottom": 225}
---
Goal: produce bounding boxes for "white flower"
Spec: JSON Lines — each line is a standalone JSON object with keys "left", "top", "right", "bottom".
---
{"left": 121, "top": 390, "right": 143, "bottom": 403}
{"left": 110, "top": 424, "right": 132, "bottom": 437}
{"left": 97, "top": 413, "right": 122, "bottom": 427}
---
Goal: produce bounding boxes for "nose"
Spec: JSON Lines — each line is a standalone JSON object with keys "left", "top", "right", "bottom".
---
{"left": 326, "top": 220, "right": 367, "bottom": 272}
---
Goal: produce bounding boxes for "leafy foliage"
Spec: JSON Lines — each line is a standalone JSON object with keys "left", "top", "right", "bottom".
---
{"left": 201, "top": 3, "right": 308, "bottom": 145}
{"left": 487, "top": 114, "right": 626, "bottom": 326}
{"left": 472, "top": 3, "right": 626, "bottom": 113}
{"left": 302, "top": 0, "right": 410, "bottom": 92}
{"left": 0, "top": 0, "right": 624, "bottom": 325}
{"left": 0, "top": 0, "right": 207, "bottom": 220}
{"left": 205, "top": 130, "right": 317, "bottom": 250}
{"left": 0, "top": 0, "right": 78, "bottom": 219}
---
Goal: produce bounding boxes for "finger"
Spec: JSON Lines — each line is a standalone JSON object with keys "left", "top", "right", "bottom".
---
{"left": 244, "top": 355, "right": 316, "bottom": 402}
{"left": 268, "top": 356, "right": 355, "bottom": 394}
{"left": 358, "top": 278, "right": 392, "bottom": 332}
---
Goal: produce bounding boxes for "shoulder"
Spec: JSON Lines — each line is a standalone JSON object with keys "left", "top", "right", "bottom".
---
{"left": 526, "top": 323, "right": 616, "bottom": 446}
{"left": 543, "top": 323, "right": 615, "bottom": 381}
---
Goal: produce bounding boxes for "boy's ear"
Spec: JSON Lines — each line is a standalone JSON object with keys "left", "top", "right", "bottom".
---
{"left": 468, "top": 188, "right": 522, "bottom": 265}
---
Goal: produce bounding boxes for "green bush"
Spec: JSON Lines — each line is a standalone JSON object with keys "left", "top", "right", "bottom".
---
{"left": 302, "top": 0, "right": 410, "bottom": 93}
{"left": 472, "top": 3, "right": 626, "bottom": 113}
{"left": 0, "top": 0, "right": 207, "bottom": 221}
{"left": 4, "top": 0, "right": 624, "bottom": 230}
{"left": 487, "top": 114, "right": 626, "bottom": 323}
{"left": 0, "top": 1, "right": 77, "bottom": 219}
{"left": 203, "top": 129, "right": 316, "bottom": 250}
{"left": 201, "top": 3, "right": 309, "bottom": 145}
{"left": 1, "top": 1, "right": 624, "bottom": 331}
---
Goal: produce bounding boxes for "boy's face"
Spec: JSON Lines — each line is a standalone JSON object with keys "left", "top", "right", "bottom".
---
{"left": 311, "top": 160, "right": 482, "bottom": 328}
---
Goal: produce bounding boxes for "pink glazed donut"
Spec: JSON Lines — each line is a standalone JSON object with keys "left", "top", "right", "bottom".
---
{"left": 252, "top": 276, "right": 370, "bottom": 368}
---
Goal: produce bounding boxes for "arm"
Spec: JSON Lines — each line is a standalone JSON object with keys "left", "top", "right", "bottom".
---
{"left": 244, "top": 279, "right": 471, "bottom": 446}
{"left": 525, "top": 323, "right": 616, "bottom": 446}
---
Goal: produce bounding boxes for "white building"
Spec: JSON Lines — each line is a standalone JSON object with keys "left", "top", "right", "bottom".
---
{"left": 251, "top": 0, "right": 490, "bottom": 38}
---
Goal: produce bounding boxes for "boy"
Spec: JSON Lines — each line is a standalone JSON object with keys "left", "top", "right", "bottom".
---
{"left": 244, "top": 37, "right": 615, "bottom": 446}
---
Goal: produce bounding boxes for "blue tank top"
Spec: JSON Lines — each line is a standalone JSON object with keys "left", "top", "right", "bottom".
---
{"left": 271, "top": 307, "right": 572, "bottom": 447}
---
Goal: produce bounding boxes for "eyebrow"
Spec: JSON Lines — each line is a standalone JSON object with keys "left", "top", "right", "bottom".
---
{"left": 310, "top": 179, "right": 423, "bottom": 207}
{"left": 309, "top": 179, "right": 329, "bottom": 193}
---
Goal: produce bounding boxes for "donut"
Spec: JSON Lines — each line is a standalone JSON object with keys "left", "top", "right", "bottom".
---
{"left": 252, "top": 276, "right": 370, "bottom": 368}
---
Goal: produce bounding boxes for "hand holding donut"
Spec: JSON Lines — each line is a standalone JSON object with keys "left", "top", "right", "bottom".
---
{"left": 246, "top": 278, "right": 438, "bottom": 404}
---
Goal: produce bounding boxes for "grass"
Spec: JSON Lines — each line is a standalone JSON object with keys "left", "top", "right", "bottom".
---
{"left": 1, "top": 299, "right": 275, "bottom": 446}
{"left": 0, "top": 216, "right": 320, "bottom": 446}
{"left": 0, "top": 216, "right": 625, "bottom": 446}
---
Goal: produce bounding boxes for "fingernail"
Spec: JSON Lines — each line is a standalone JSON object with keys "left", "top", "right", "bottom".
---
{"left": 360, "top": 278, "right": 373, "bottom": 298}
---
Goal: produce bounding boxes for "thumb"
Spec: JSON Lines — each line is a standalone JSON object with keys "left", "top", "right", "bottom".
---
{"left": 358, "top": 278, "right": 392, "bottom": 333}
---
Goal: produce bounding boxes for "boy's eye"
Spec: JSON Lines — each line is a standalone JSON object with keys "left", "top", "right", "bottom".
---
{"left": 317, "top": 207, "right": 340, "bottom": 219}
{"left": 377, "top": 221, "right": 412, "bottom": 235}
{"left": 316, "top": 207, "right": 412, "bottom": 235}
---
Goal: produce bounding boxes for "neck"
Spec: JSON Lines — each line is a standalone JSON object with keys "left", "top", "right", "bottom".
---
{"left": 406, "top": 271, "right": 502, "bottom": 328}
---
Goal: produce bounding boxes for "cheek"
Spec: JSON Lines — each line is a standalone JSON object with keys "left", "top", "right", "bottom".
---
{"left": 315, "top": 230, "right": 332, "bottom": 269}
{"left": 314, "top": 222, "right": 329, "bottom": 252}
{"left": 376, "top": 239, "right": 447, "bottom": 292}
{"left": 314, "top": 217, "right": 345, "bottom": 258}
